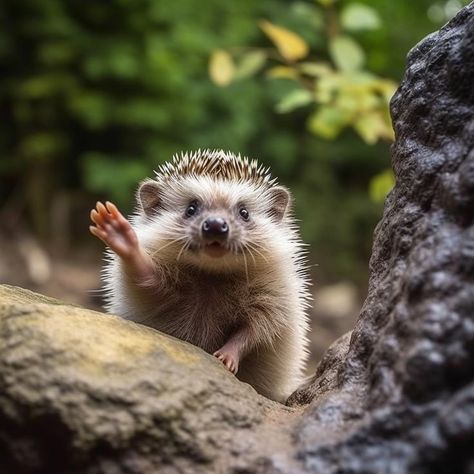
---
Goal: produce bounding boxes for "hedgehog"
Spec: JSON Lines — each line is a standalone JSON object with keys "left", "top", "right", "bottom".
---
{"left": 89, "top": 149, "right": 311, "bottom": 402}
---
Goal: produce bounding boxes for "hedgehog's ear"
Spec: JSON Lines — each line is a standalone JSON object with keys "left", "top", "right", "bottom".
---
{"left": 138, "top": 179, "right": 162, "bottom": 216}
{"left": 267, "top": 185, "right": 291, "bottom": 222}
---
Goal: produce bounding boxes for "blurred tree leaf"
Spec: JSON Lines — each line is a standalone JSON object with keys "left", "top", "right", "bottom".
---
{"left": 291, "top": 2, "right": 324, "bottom": 30}
{"left": 315, "top": 73, "right": 339, "bottom": 103}
{"left": 107, "top": 45, "right": 140, "bottom": 79}
{"left": 114, "top": 99, "right": 169, "bottom": 129}
{"left": 329, "top": 36, "right": 365, "bottom": 72}
{"left": 259, "top": 20, "right": 309, "bottom": 62}
{"left": 20, "top": 132, "right": 66, "bottom": 160}
{"left": 341, "top": 4, "right": 382, "bottom": 31}
{"left": 374, "top": 78, "right": 398, "bottom": 103}
{"left": 209, "top": 49, "right": 235, "bottom": 86}
{"left": 38, "top": 42, "right": 76, "bottom": 65}
{"left": 18, "top": 74, "right": 76, "bottom": 99}
{"left": 68, "top": 93, "right": 111, "bottom": 129}
{"left": 266, "top": 66, "right": 299, "bottom": 79}
{"left": 354, "top": 111, "right": 393, "bottom": 144}
{"left": 234, "top": 51, "right": 266, "bottom": 79}
{"left": 298, "top": 62, "right": 333, "bottom": 77}
{"left": 369, "top": 168, "right": 395, "bottom": 202}
{"left": 276, "top": 88, "right": 313, "bottom": 113}
{"left": 308, "top": 105, "right": 351, "bottom": 139}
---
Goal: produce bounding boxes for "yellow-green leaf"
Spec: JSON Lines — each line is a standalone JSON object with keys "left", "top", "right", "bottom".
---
{"left": 329, "top": 36, "right": 365, "bottom": 72}
{"left": 315, "top": 74, "right": 341, "bottom": 103}
{"left": 336, "top": 86, "right": 379, "bottom": 113}
{"left": 369, "top": 169, "right": 395, "bottom": 203}
{"left": 276, "top": 89, "right": 313, "bottom": 113}
{"left": 259, "top": 20, "right": 309, "bottom": 62}
{"left": 341, "top": 4, "right": 382, "bottom": 31}
{"left": 234, "top": 51, "right": 266, "bottom": 79}
{"left": 308, "top": 105, "right": 352, "bottom": 139}
{"left": 266, "top": 66, "right": 299, "bottom": 80}
{"left": 374, "top": 78, "right": 398, "bottom": 103}
{"left": 292, "top": 2, "right": 324, "bottom": 30}
{"left": 354, "top": 111, "right": 393, "bottom": 144}
{"left": 209, "top": 49, "right": 235, "bottom": 87}
{"left": 299, "top": 62, "right": 333, "bottom": 77}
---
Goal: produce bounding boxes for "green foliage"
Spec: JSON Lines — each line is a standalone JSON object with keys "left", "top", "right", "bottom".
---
{"left": 0, "top": 0, "right": 468, "bottom": 285}
{"left": 341, "top": 3, "right": 382, "bottom": 31}
{"left": 1, "top": 0, "right": 271, "bottom": 210}
{"left": 82, "top": 154, "right": 150, "bottom": 204}
{"left": 209, "top": 0, "right": 397, "bottom": 145}
{"left": 209, "top": 49, "right": 235, "bottom": 87}
{"left": 234, "top": 51, "right": 267, "bottom": 79}
{"left": 309, "top": 105, "right": 351, "bottom": 140}
{"left": 369, "top": 169, "right": 395, "bottom": 203}
{"left": 276, "top": 89, "right": 313, "bottom": 113}
{"left": 329, "top": 36, "right": 365, "bottom": 72}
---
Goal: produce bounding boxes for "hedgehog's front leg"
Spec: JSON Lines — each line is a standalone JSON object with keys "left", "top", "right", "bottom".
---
{"left": 89, "top": 201, "right": 156, "bottom": 284}
{"left": 213, "top": 327, "right": 252, "bottom": 375}
{"left": 214, "top": 343, "right": 240, "bottom": 374}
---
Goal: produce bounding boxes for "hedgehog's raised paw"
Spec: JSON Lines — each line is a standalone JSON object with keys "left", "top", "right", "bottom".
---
{"left": 90, "top": 201, "right": 139, "bottom": 259}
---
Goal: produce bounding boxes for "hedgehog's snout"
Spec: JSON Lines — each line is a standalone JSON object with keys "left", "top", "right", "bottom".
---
{"left": 201, "top": 216, "right": 229, "bottom": 242}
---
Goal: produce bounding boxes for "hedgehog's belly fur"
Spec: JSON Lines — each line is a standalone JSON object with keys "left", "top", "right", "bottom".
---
{"left": 108, "top": 269, "right": 251, "bottom": 351}
{"left": 132, "top": 288, "right": 243, "bottom": 354}
{"left": 104, "top": 258, "right": 308, "bottom": 402}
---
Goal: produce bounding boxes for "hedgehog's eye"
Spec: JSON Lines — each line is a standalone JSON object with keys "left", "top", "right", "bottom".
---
{"left": 239, "top": 207, "right": 250, "bottom": 221}
{"left": 185, "top": 201, "right": 199, "bottom": 217}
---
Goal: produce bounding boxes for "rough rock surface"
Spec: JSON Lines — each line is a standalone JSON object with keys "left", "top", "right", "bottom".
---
{"left": 1, "top": 4, "right": 474, "bottom": 473}
{"left": 0, "top": 285, "right": 301, "bottom": 473}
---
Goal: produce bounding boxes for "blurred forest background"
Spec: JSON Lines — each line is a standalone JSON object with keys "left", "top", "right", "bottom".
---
{"left": 0, "top": 0, "right": 469, "bottom": 370}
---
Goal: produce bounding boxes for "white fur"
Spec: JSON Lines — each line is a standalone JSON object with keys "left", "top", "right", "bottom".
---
{"left": 102, "top": 154, "right": 311, "bottom": 402}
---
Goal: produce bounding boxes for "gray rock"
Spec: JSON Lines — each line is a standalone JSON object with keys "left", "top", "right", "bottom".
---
{"left": 0, "top": 285, "right": 297, "bottom": 473}
{"left": 290, "top": 3, "right": 474, "bottom": 473}
{"left": 1, "top": 4, "right": 474, "bottom": 472}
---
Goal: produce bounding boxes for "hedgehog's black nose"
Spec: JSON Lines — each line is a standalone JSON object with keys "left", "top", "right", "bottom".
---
{"left": 202, "top": 217, "right": 229, "bottom": 240}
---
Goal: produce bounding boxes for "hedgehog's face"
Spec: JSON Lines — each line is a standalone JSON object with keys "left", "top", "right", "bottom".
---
{"left": 137, "top": 175, "right": 290, "bottom": 273}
